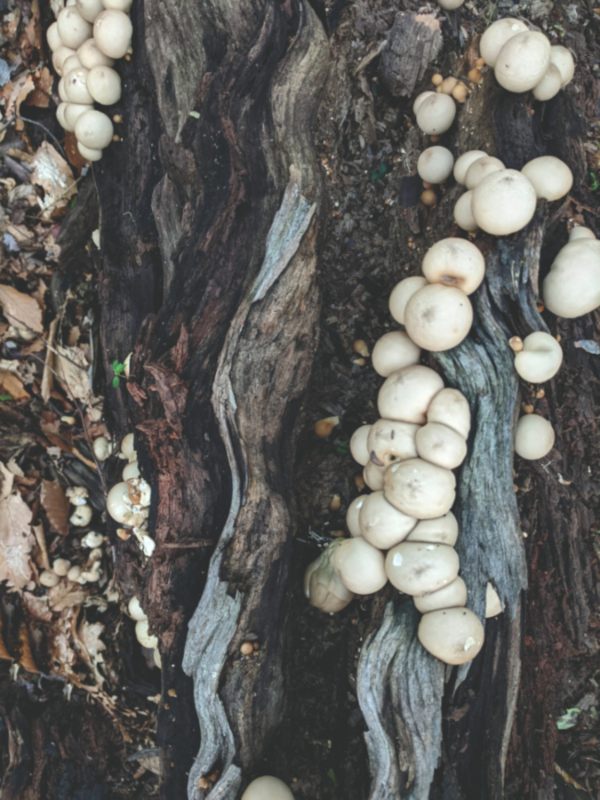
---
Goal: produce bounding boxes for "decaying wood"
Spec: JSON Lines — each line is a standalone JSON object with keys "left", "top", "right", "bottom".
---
{"left": 379, "top": 12, "right": 442, "bottom": 97}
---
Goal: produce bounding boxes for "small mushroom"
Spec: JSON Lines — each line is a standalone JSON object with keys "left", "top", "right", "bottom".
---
{"left": 127, "top": 596, "right": 147, "bottom": 621}
{"left": 494, "top": 31, "right": 551, "bottom": 93}
{"left": 513, "top": 331, "right": 563, "bottom": 383}
{"left": 418, "top": 607, "right": 484, "bottom": 664}
{"left": 74, "top": 108, "right": 114, "bottom": 148}
{"left": 70, "top": 504, "right": 93, "bottom": 527}
{"left": 47, "top": 21, "right": 63, "bottom": 51}
{"left": 514, "top": 414, "right": 555, "bottom": 460}
{"left": 569, "top": 226, "right": 596, "bottom": 241}
{"left": 75, "top": 0, "right": 104, "bottom": 23}
{"left": 135, "top": 619, "right": 158, "bottom": 650}
{"left": 77, "top": 37, "right": 114, "bottom": 68}
{"left": 367, "top": 418, "right": 419, "bottom": 466}
{"left": 414, "top": 576, "right": 467, "bottom": 612}
{"left": 415, "top": 93, "right": 456, "bottom": 135}
{"left": 52, "top": 558, "right": 71, "bottom": 577}
{"left": 453, "top": 190, "right": 478, "bottom": 232}
{"left": 377, "top": 365, "right": 445, "bottom": 424}
{"left": 103, "top": 0, "right": 133, "bottom": 10}
{"left": 57, "top": 7, "right": 93, "bottom": 50}
{"left": 56, "top": 102, "right": 69, "bottom": 129}
{"left": 421, "top": 237, "right": 485, "bottom": 295}
{"left": 543, "top": 239, "right": 600, "bottom": 317}
{"left": 64, "top": 67, "right": 94, "bottom": 104}
{"left": 404, "top": 284, "right": 473, "bottom": 352}
{"left": 521, "top": 156, "right": 573, "bottom": 201}
{"left": 532, "top": 64, "right": 563, "bottom": 101}
{"left": 305, "top": 556, "right": 353, "bottom": 614}
{"left": 384, "top": 458, "right": 456, "bottom": 519}
{"left": 64, "top": 102, "right": 94, "bottom": 131}
{"left": 471, "top": 169, "right": 537, "bottom": 235}
{"left": 385, "top": 542, "right": 459, "bottom": 595}
{"left": 464, "top": 155, "right": 505, "bottom": 189}
{"left": 52, "top": 45, "right": 77, "bottom": 76}
{"left": 81, "top": 531, "right": 104, "bottom": 548}
{"left": 93, "top": 9, "right": 133, "bottom": 59}
{"left": 406, "top": 512, "right": 459, "bottom": 545}
{"left": 40, "top": 570, "right": 61, "bottom": 588}
{"left": 371, "top": 331, "right": 421, "bottom": 377}
{"left": 416, "top": 422, "right": 467, "bottom": 470}
{"left": 549, "top": 45, "right": 575, "bottom": 87}
{"left": 412, "top": 91, "right": 436, "bottom": 115}
{"left": 86, "top": 65, "right": 121, "bottom": 105}
{"left": 349, "top": 425, "right": 371, "bottom": 466}
{"left": 241, "top": 776, "right": 295, "bottom": 800}
{"left": 453, "top": 150, "right": 487, "bottom": 185}
{"left": 417, "top": 146, "right": 454, "bottom": 184}
{"left": 77, "top": 141, "right": 104, "bottom": 162}
{"left": 92, "top": 435, "right": 113, "bottom": 461}
{"left": 332, "top": 537, "right": 387, "bottom": 595}
{"left": 437, "top": 0, "right": 464, "bottom": 8}
{"left": 363, "top": 461, "right": 385, "bottom": 491}
{"left": 388, "top": 276, "right": 427, "bottom": 325}
{"left": 346, "top": 495, "right": 367, "bottom": 537}
{"left": 426, "top": 387, "right": 471, "bottom": 438}
{"left": 485, "top": 583, "right": 504, "bottom": 617}
{"left": 63, "top": 53, "right": 83, "bottom": 74}
{"left": 122, "top": 461, "right": 140, "bottom": 480}
{"left": 479, "top": 18, "right": 528, "bottom": 67}
{"left": 358, "top": 490, "right": 417, "bottom": 549}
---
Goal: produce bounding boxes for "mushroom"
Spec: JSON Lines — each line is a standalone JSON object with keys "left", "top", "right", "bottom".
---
{"left": 426, "top": 387, "right": 471, "bottom": 438}
{"left": 241, "top": 776, "right": 295, "bottom": 800}
{"left": 367, "top": 418, "right": 419, "bottom": 467}
{"left": 93, "top": 10, "right": 133, "bottom": 59}
{"left": 388, "top": 276, "right": 427, "bottom": 325}
{"left": 569, "top": 225, "right": 596, "bottom": 241}
{"left": 77, "top": 142, "right": 104, "bottom": 162}
{"left": 453, "top": 150, "right": 487, "bottom": 185}
{"left": 40, "top": 570, "right": 61, "bottom": 588}
{"left": 363, "top": 461, "right": 385, "bottom": 491}
{"left": 63, "top": 53, "right": 83, "bottom": 74}
{"left": 304, "top": 557, "right": 353, "bottom": 614}
{"left": 52, "top": 558, "right": 71, "bottom": 577}
{"left": 64, "top": 67, "right": 94, "bottom": 104}
{"left": 415, "top": 93, "right": 456, "bottom": 135}
{"left": 421, "top": 237, "right": 485, "bottom": 295}
{"left": 74, "top": 108, "right": 114, "bottom": 148}
{"left": 412, "top": 91, "right": 436, "bottom": 115}
{"left": 377, "top": 365, "right": 444, "bottom": 424}
{"left": 549, "top": 45, "right": 575, "bottom": 87}
{"left": 464, "top": 155, "right": 505, "bottom": 189}
{"left": 514, "top": 414, "right": 555, "bottom": 460}
{"left": 521, "top": 156, "right": 573, "bottom": 201}
{"left": 47, "top": 21, "right": 63, "bottom": 51}
{"left": 417, "top": 146, "right": 454, "bottom": 184}
{"left": 416, "top": 422, "right": 468, "bottom": 469}
{"left": 332, "top": 537, "right": 387, "bottom": 595}
{"left": 418, "top": 607, "right": 484, "bottom": 664}
{"left": 127, "top": 596, "right": 147, "bottom": 621}
{"left": 404, "top": 284, "right": 474, "bottom": 351}
{"left": 135, "top": 619, "right": 158, "bottom": 650}
{"left": 485, "top": 583, "right": 504, "bottom": 617}
{"left": 346, "top": 495, "right": 367, "bottom": 537}
{"left": 86, "top": 65, "right": 122, "bottom": 105}
{"left": 358, "top": 490, "right": 416, "bottom": 549}
{"left": 494, "top": 31, "right": 551, "bottom": 93}
{"left": 70, "top": 503, "right": 93, "bottom": 527}
{"left": 532, "top": 64, "right": 563, "bottom": 101}
{"left": 122, "top": 461, "right": 140, "bottom": 480}
{"left": 57, "top": 7, "right": 92, "bottom": 49}
{"left": 350, "top": 424, "right": 371, "bottom": 466}
{"left": 78, "top": 37, "right": 114, "bottom": 68}
{"left": 56, "top": 102, "right": 69, "bottom": 129}
{"left": 406, "top": 511, "right": 459, "bottom": 545}
{"left": 371, "top": 331, "right": 421, "bottom": 377}
{"left": 120, "top": 432, "right": 136, "bottom": 460}
{"left": 543, "top": 239, "right": 600, "bottom": 317}
{"left": 384, "top": 458, "right": 456, "bottom": 519}
{"left": 437, "top": 0, "right": 464, "bottom": 8}
{"left": 479, "top": 18, "right": 528, "bottom": 67}
{"left": 64, "top": 102, "right": 93, "bottom": 131}
{"left": 471, "top": 169, "right": 537, "bottom": 235}
{"left": 52, "top": 45, "right": 76, "bottom": 75}
{"left": 103, "top": 0, "right": 133, "bottom": 10}
{"left": 414, "top": 576, "right": 467, "bottom": 612}
{"left": 513, "top": 331, "right": 563, "bottom": 383}
{"left": 75, "top": 0, "right": 104, "bottom": 22}
{"left": 57, "top": 78, "right": 69, "bottom": 102}
{"left": 92, "top": 435, "right": 112, "bottom": 460}
{"left": 385, "top": 542, "right": 460, "bottom": 595}
{"left": 453, "top": 191, "right": 478, "bottom": 232}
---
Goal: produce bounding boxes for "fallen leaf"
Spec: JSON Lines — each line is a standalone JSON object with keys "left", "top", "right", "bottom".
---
{"left": 31, "top": 142, "right": 77, "bottom": 220}
{"left": 0, "top": 369, "right": 28, "bottom": 399}
{"left": 0, "top": 283, "right": 43, "bottom": 338}
{"left": 0, "top": 461, "right": 35, "bottom": 591}
{"left": 41, "top": 479, "right": 70, "bottom": 536}
{"left": 0, "top": 72, "right": 35, "bottom": 130}
{"left": 55, "top": 343, "right": 93, "bottom": 406}
{"left": 48, "top": 582, "right": 86, "bottom": 612}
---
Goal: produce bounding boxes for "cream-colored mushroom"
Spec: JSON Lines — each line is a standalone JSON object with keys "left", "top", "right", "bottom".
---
{"left": 127, "top": 596, "right": 147, "bottom": 621}
{"left": 412, "top": 91, "right": 436, "bottom": 115}
{"left": 569, "top": 226, "right": 596, "bottom": 241}
{"left": 371, "top": 331, "right": 421, "bottom": 377}
{"left": 418, "top": 607, "right": 484, "bottom": 664}
{"left": 417, "top": 146, "right": 454, "bottom": 184}
{"left": 57, "top": 7, "right": 92, "bottom": 49}
{"left": 92, "top": 435, "right": 112, "bottom": 461}
{"left": 363, "top": 461, "right": 385, "bottom": 491}
{"left": 64, "top": 67, "right": 93, "bottom": 104}
{"left": 532, "top": 64, "right": 562, "bottom": 101}
{"left": 377, "top": 365, "right": 445, "bottom": 424}
{"left": 62, "top": 53, "right": 83, "bottom": 74}
{"left": 415, "top": 93, "right": 456, "bottom": 135}
{"left": 367, "top": 418, "right": 419, "bottom": 467}
{"left": 52, "top": 45, "right": 76, "bottom": 76}
{"left": 414, "top": 576, "right": 467, "bottom": 612}
{"left": 103, "top": 0, "right": 133, "bottom": 10}
{"left": 75, "top": 108, "right": 114, "bottom": 148}
{"left": 77, "top": 37, "right": 114, "bottom": 68}
{"left": 494, "top": 31, "right": 551, "bottom": 93}
{"left": 86, "top": 65, "right": 121, "bottom": 105}
{"left": 304, "top": 556, "right": 353, "bottom": 614}
{"left": 453, "top": 150, "right": 487, "bottom": 185}
{"left": 135, "top": 619, "right": 158, "bottom": 650}
{"left": 358, "top": 490, "right": 416, "bottom": 549}
{"left": 514, "top": 414, "right": 555, "bottom": 460}
{"left": 521, "top": 156, "right": 573, "bottom": 201}
{"left": 426, "top": 387, "right": 471, "bottom": 438}
{"left": 384, "top": 458, "right": 456, "bottom": 519}
{"left": 388, "top": 276, "right": 427, "bottom": 325}
{"left": 70, "top": 504, "right": 93, "bottom": 526}
{"left": 543, "top": 239, "right": 600, "bottom": 317}
{"left": 513, "top": 331, "right": 563, "bottom": 383}
{"left": 549, "top": 45, "right": 575, "bottom": 87}
{"left": 437, "top": 0, "right": 464, "bottom": 9}
{"left": 421, "top": 237, "right": 485, "bottom": 295}
{"left": 406, "top": 511, "right": 459, "bottom": 545}
{"left": 47, "top": 21, "right": 63, "bottom": 51}
{"left": 453, "top": 191, "right": 478, "bottom": 232}
{"left": 471, "top": 169, "right": 537, "bottom": 235}
{"left": 479, "top": 18, "right": 528, "bottom": 67}
{"left": 93, "top": 10, "right": 133, "bottom": 59}
{"left": 464, "top": 155, "right": 505, "bottom": 189}
{"left": 346, "top": 495, "right": 367, "bottom": 537}
{"left": 56, "top": 102, "right": 69, "bottom": 129}
{"left": 52, "top": 558, "right": 71, "bottom": 577}
{"left": 385, "top": 542, "right": 459, "bottom": 595}
{"left": 404, "top": 284, "right": 473, "bottom": 351}
{"left": 75, "top": 0, "right": 104, "bottom": 23}
{"left": 122, "top": 461, "right": 140, "bottom": 480}
{"left": 241, "top": 776, "right": 295, "bottom": 800}
{"left": 64, "top": 102, "right": 93, "bottom": 131}
{"left": 350, "top": 424, "right": 371, "bottom": 466}
{"left": 120, "top": 432, "right": 136, "bottom": 460}
{"left": 485, "top": 583, "right": 504, "bottom": 617}
{"left": 77, "top": 142, "right": 104, "bottom": 162}
{"left": 332, "top": 537, "right": 387, "bottom": 595}
{"left": 416, "top": 422, "right": 467, "bottom": 469}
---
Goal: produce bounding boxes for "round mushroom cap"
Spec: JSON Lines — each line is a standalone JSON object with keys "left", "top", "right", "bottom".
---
{"left": 479, "top": 18, "right": 528, "bottom": 67}
{"left": 437, "top": 0, "right": 464, "bottom": 8}
{"left": 515, "top": 414, "right": 555, "bottom": 460}
{"left": 135, "top": 619, "right": 158, "bottom": 650}
{"left": 52, "top": 45, "right": 76, "bottom": 76}
{"left": 332, "top": 537, "right": 387, "bottom": 595}
{"left": 421, "top": 237, "right": 485, "bottom": 295}
{"left": 77, "top": 141, "right": 104, "bottom": 162}
{"left": 485, "top": 582, "right": 504, "bottom": 617}
{"left": 416, "top": 422, "right": 468, "bottom": 470}
{"left": 532, "top": 63, "right": 562, "bottom": 101}
{"left": 549, "top": 44, "right": 575, "bottom": 87}
{"left": 103, "top": 0, "right": 134, "bottom": 10}
{"left": 372, "top": 331, "right": 421, "bottom": 377}
{"left": 494, "top": 31, "right": 551, "bottom": 93}
{"left": 306, "top": 560, "right": 353, "bottom": 614}
{"left": 471, "top": 169, "right": 537, "bottom": 235}
{"left": 75, "top": 108, "right": 114, "bottom": 149}
{"left": 363, "top": 461, "right": 385, "bottom": 491}
{"left": 58, "top": 77, "right": 69, "bottom": 102}
{"left": 415, "top": 93, "right": 456, "bottom": 135}
{"left": 47, "top": 21, "right": 63, "bottom": 51}
{"left": 521, "top": 156, "right": 573, "bottom": 201}
{"left": 414, "top": 576, "right": 467, "bottom": 612}
{"left": 367, "top": 418, "right": 419, "bottom": 467}
{"left": 384, "top": 458, "right": 456, "bottom": 519}
{"left": 464, "top": 155, "right": 505, "bottom": 189}
{"left": 127, "top": 596, "right": 147, "bottom": 621}
{"left": 513, "top": 331, "right": 563, "bottom": 383}
{"left": 57, "top": 7, "right": 93, "bottom": 49}
{"left": 418, "top": 607, "right": 484, "bottom": 664}
{"left": 350, "top": 424, "right": 371, "bottom": 466}
{"left": 93, "top": 9, "right": 133, "bottom": 59}
{"left": 346, "top": 495, "right": 368, "bottom": 537}
{"left": 453, "top": 150, "right": 487, "bottom": 185}
{"left": 406, "top": 511, "right": 459, "bottom": 545}
{"left": 385, "top": 542, "right": 459, "bottom": 595}
{"left": 86, "top": 65, "right": 121, "bottom": 105}
{"left": 569, "top": 225, "right": 596, "bottom": 241}
{"left": 404, "top": 284, "right": 473, "bottom": 352}
{"left": 389, "top": 276, "right": 427, "bottom": 325}
{"left": 106, "top": 481, "right": 132, "bottom": 524}
{"left": 427, "top": 388, "right": 471, "bottom": 438}
{"left": 412, "top": 91, "right": 436, "bottom": 115}
{"left": 78, "top": 37, "right": 114, "bottom": 68}
{"left": 453, "top": 190, "right": 478, "bottom": 232}
{"left": 56, "top": 102, "right": 69, "bottom": 130}
{"left": 359, "top": 490, "right": 417, "bottom": 549}
{"left": 543, "top": 239, "right": 600, "bottom": 317}
{"left": 75, "top": 0, "right": 104, "bottom": 22}
{"left": 62, "top": 54, "right": 83, "bottom": 74}
{"left": 64, "top": 67, "right": 93, "bottom": 104}
{"left": 377, "top": 365, "right": 445, "bottom": 424}
{"left": 241, "top": 776, "right": 295, "bottom": 800}
{"left": 64, "top": 102, "right": 93, "bottom": 130}
{"left": 417, "top": 146, "right": 454, "bottom": 184}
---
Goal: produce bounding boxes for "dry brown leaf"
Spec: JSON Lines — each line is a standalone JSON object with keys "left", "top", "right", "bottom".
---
{"left": 0, "top": 369, "right": 28, "bottom": 399}
{"left": 41, "top": 479, "right": 69, "bottom": 536}
{"left": 55, "top": 343, "right": 93, "bottom": 406}
{"left": 0, "top": 72, "right": 35, "bottom": 130}
{"left": 31, "top": 142, "right": 77, "bottom": 220}
{"left": 24, "top": 0, "right": 42, "bottom": 52}
{"left": 0, "top": 283, "right": 43, "bottom": 338}
{"left": 21, "top": 590, "right": 52, "bottom": 622}
{"left": 48, "top": 582, "right": 86, "bottom": 612}
{"left": 79, "top": 621, "right": 106, "bottom": 665}
{"left": 0, "top": 462, "right": 35, "bottom": 591}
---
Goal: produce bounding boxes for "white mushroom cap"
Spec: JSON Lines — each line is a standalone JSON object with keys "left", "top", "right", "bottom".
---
{"left": 75, "top": 108, "right": 114, "bottom": 149}
{"left": 427, "top": 387, "right": 471, "bottom": 438}
{"left": 513, "top": 331, "right": 563, "bottom": 383}
{"left": 332, "top": 537, "right": 387, "bottom": 595}
{"left": 471, "top": 169, "right": 537, "bottom": 235}
{"left": 415, "top": 93, "right": 456, "bottom": 135}
{"left": 377, "top": 365, "right": 445, "bottom": 424}
{"left": 453, "top": 190, "right": 478, "bottom": 232}
{"left": 52, "top": 558, "right": 71, "bottom": 577}
{"left": 346, "top": 495, "right": 367, "bottom": 537}
{"left": 63, "top": 54, "right": 83, "bottom": 74}
{"left": 388, "top": 276, "right": 427, "bottom": 325}
{"left": 52, "top": 46, "right": 76, "bottom": 76}
{"left": 77, "top": 142, "right": 104, "bottom": 162}
{"left": 521, "top": 156, "right": 573, "bottom": 201}
{"left": 135, "top": 619, "right": 158, "bottom": 649}
{"left": 549, "top": 45, "right": 575, "bottom": 87}
{"left": 371, "top": 331, "right": 421, "bottom": 377}
{"left": 93, "top": 9, "right": 133, "bottom": 59}
{"left": 76, "top": 0, "right": 104, "bottom": 23}
{"left": 416, "top": 422, "right": 467, "bottom": 469}
{"left": 412, "top": 91, "right": 436, "bottom": 115}
{"left": 70, "top": 504, "right": 93, "bottom": 526}
{"left": 64, "top": 102, "right": 93, "bottom": 131}
{"left": 569, "top": 226, "right": 596, "bottom": 241}
{"left": 86, "top": 65, "right": 121, "bottom": 105}
{"left": 404, "top": 284, "right": 473, "bottom": 352}
{"left": 532, "top": 64, "right": 562, "bottom": 101}
{"left": 367, "top": 418, "right": 419, "bottom": 467}
{"left": 385, "top": 542, "right": 459, "bottom": 595}
{"left": 414, "top": 576, "right": 467, "bottom": 612}
{"left": 350, "top": 424, "right": 371, "bottom": 466}
{"left": 363, "top": 461, "right": 385, "bottom": 491}
{"left": 406, "top": 511, "right": 459, "bottom": 545}
{"left": 121, "top": 432, "right": 136, "bottom": 459}
{"left": 106, "top": 481, "right": 132, "bottom": 524}
{"left": 58, "top": 78, "right": 69, "bottom": 102}
{"left": 103, "top": 0, "right": 133, "bottom": 10}
{"left": 485, "top": 583, "right": 504, "bottom": 617}
{"left": 64, "top": 67, "right": 93, "bottom": 104}
{"left": 241, "top": 776, "right": 295, "bottom": 800}
{"left": 453, "top": 150, "right": 487, "bottom": 185}
{"left": 384, "top": 458, "right": 456, "bottom": 519}
{"left": 78, "top": 37, "right": 114, "bottom": 68}
{"left": 305, "top": 557, "right": 353, "bottom": 614}
{"left": 479, "top": 18, "right": 528, "bottom": 67}
{"left": 437, "top": 0, "right": 464, "bottom": 9}
{"left": 494, "top": 31, "right": 551, "bottom": 93}
{"left": 127, "top": 596, "right": 147, "bottom": 621}
{"left": 464, "top": 155, "right": 505, "bottom": 190}
{"left": 47, "top": 22, "right": 63, "bottom": 51}
{"left": 358, "top": 490, "right": 417, "bottom": 549}
{"left": 56, "top": 102, "right": 69, "bottom": 129}
{"left": 417, "top": 146, "right": 454, "bottom": 184}
{"left": 418, "top": 607, "right": 484, "bottom": 664}
{"left": 57, "top": 7, "right": 93, "bottom": 49}
{"left": 543, "top": 239, "right": 600, "bottom": 317}
{"left": 122, "top": 461, "right": 140, "bottom": 480}
{"left": 421, "top": 237, "right": 485, "bottom": 295}
{"left": 514, "top": 414, "right": 555, "bottom": 460}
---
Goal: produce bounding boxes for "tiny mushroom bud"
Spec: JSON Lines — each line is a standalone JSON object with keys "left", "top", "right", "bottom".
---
{"left": 508, "top": 335, "right": 524, "bottom": 352}
{"left": 485, "top": 583, "right": 504, "bottom": 617}
{"left": 377, "top": 365, "right": 444, "bottom": 424}
{"left": 241, "top": 776, "right": 295, "bottom": 800}
{"left": 406, "top": 511, "right": 459, "bottom": 545}
{"left": 417, "top": 146, "right": 454, "bottom": 184}
{"left": 404, "top": 284, "right": 474, "bottom": 351}
{"left": 363, "top": 461, "right": 385, "bottom": 491}
{"left": 52, "top": 558, "right": 71, "bottom": 577}
{"left": 439, "top": 76, "right": 458, "bottom": 95}
{"left": 314, "top": 415, "right": 339, "bottom": 438}
{"left": 371, "top": 331, "right": 421, "bottom": 377}
{"left": 453, "top": 150, "right": 487, "bottom": 185}
{"left": 75, "top": 0, "right": 104, "bottom": 23}
{"left": 384, "top": 458, "right": 456, "bottom": 519}
{"left": 75, "top": 108, "right": 114, "bottom": 148}
{"left": 346, "top": 495, "right": 367, "bottom": 537}
{"left": 135, "top": 619, "right": 158, "bottom": 650}
{"left": 418, "top": 607, "right": 484, "bottom": 664}
{"left": 471, "top": 169, "right": 537, "bottom": 235}
{"left": 367, "top": 419, "right": 419, "bottom": 467}
{"left": 388, "top": 276, "right": 427, "bottom": 325}
{"left": 47, "top": 21, "right": 63, "bottom": 51}
{"left": 40, "top": 570, "right": 60, "bottom": 588}
{"left": 415, "top": 93, "right": 456, "bottom": 135}
{"left": 464, "top": 155, "right": 505, "bottom": 189}
{"left": 532, "top": 64, "right": 563, "bottom": 101}
{"left": 93, "top": 435, "right": 112, "bottom": 461}
{"left": 57, "top": 7, "right": 93, "bottom": 49}
{"left": 431, "top": 73, "right": 443, "bottom": 87}
{"left": 77, "top": 37, "right": 114, "bottom": 68}
{"left": 416, "top": 422, "right": 468, "bottom": 470}
{"left": 77, "top": 142, "right": 104, "bottom": 162}
{"left": 421, "top": 237, "right": 485, "bottom": 295}
{"left": 70, "top": 504, "right": 93, "bottom": 527}
{"left": 385, "top": 542, "right": 460, "bottom": 596}
{"left": 453, "top": 191, "right": 478, "bottom": 232}
{"left": 426, "top": 388, "right": 471, "bottom": 439}
{"left": 494, "top": 31, "right": 551, "bottom": 93}
{"left": 514, "top": 414, "right": 555, "bottom": 460}
{"left": 332, "top": 538, "right": 387, "bottom": 595}
{"left": 451, "top": 82, "right": 468, "bottom": 103}
{"left": 543, "top": 239, "right": 600, "bottom": 317}
{"left": 127, "top": 596, "right": 147, "bottom": 621}
{"left": 414, "top": 576, "right": 467, "bottom": 612}
{"left": 479, "top": 18, "right": 529, "bottom": 67}
{"left": 93, "top": 9, "right": 133, "bottom": 59}
{"left": 86, "top": 65, "right": 122, "bottom": 105}
{"left": 358, "top": 491, "right": 416, "bottom": 549}
{"left": 420, "top": 189, "right": 437, "bottom": 207}
{"left": 549, "top": 45, "right": 575, "bottom": 87}
{"left": 513, "top": 331, "right": 563, "bottom": 383}
{"left": 521, "top": 156, "right": 573, "bottom": 201}
{"left": 350, "top": 425, "right": 371, "bottom": 466}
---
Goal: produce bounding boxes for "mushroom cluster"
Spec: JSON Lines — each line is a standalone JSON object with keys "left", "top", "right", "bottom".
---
{"left": 126, "top": 595, "right": 161, "bottom": 669}
{"left": 47, "top": 0, "right": 133, "bottom": 161}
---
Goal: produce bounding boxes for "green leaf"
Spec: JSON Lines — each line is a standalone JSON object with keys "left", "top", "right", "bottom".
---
{"left": 0, "top": 393, "right": 13, "bottom": 402}
{"left": 589, "top": 171, "right": 600, "bottom": 192}
{"left": 111, "top": 376, "right": 121, "bottom": 389}
{"left": 556, "top": 707, "right": 582, "bottom": 730}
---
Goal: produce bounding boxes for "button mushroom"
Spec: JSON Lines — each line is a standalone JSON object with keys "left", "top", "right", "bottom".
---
{"left": 514, "top": 414, "right": 555, "bottom": 460}
{"left": 86, "top": 65, "right": 122, "bottom": 105}
{"left": 241, "top": 776, "right": 295, "bottom": 800}
{"left": 350, "top": 424, "right": 371, "bottom": 466}
{"left": 57, "top": 7, "right": 93, "bottom": 49}
{"left": 93, "top": 9, "right": 133, "bottom": 59}
{"left": 418, "top": 607, "right": 484, "bottom": 664}
{"left": 304, "top": 556, "right": 353, "bottom": 614}
{"left": 416, "top": 422, "right": 468, "bottom": 469}
{"left": 453, "top": 150, "right": 487, "bottom": 185}
{"left": 331, "top": 537, "right": 387, "bottom": 595}
{"left": 406, "top": 512, "right": 459, "bottom": 545}
{"left": 388, "top": 276, "right": 427, "bottom": 325}
{"left": 417, "top": 146, "right": 454, "bottom": 184}
{"left": 485, "top": 583, "right": 504, "bottom": 617}
{"left": 47, "top": 21, "right": 63, "bottom": 51}
{"left": 479, "top": 18, "right": 528, "bottom": 67}
{"left": 421, "top": 237, "right": 485, "bottom": 295}
{"left": 358, "top": 490, "right": 417, "bottom": 549}
{"left": 543, "top": 239, "right": 600, "bottom": 317}
{"left": 549, "top": 45, "right": 575, "bottom": 87}
{"left": 367, "top": 418, "right": 419, "bottom": 466}
{"left": 532, "top": 64, "right": 563, "bottom": 101}
{"left": 385, "top": 542, "right": 460, "bottom": 595}
{"left": 521, "top": 156, "right": 573, "bottom": 201}
{"left": 415, "top": 93, "right": 456, "bottom": 135}
{"left": 377, "top": 365, "right": 445, "bottom": 424}
{"left": 346, "top": 495, "right": 367, "bottom": 537}
{"left": 426, "top": 387, "right": 471, "bottom": 438}
{"left": 75, "top": 0, "right": 104, "bottom": 23}
{"left": 78, "top": 37, "right": 114, "bottom": 68}
{"left": 414, "top": 576, "right": 467, "bottom": 612}
{"left": 453, "top": 190, "right": 478, "bottom": 232}
{"left": 371, "top": 331, "right": 421, "bottom": 377}
{"left": 363, "top": 460, "right": 385, "bottom": 491}
{"left": 384, "top": 458, "right": 456, "bottom": 519}
{"left": 464, "top": 155, "right": 505, "bottom": 189}
{"left": 404, "top": 284, "right": 474, "bottom": 352}
{"left": 64, "top": 66, "right": 94, "bottom": 104}
{"left": 513, "top": 331, "right": 563, "bottom": 383}
{"left": 471, "top": 169, "right": 537, "bottom": 235}
{"left": 494, "top": 31, "right": 551, "bottom": 93}
{"left": 74, "top": 108, "right": 114, "bottom": 148}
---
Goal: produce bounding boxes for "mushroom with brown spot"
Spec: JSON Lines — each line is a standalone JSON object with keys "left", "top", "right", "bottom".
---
{"left": 418, "top": 607, "right": 484, "bottom": 664}
{"left": 358, "top": 490, "right": 417, "bottom": 549}
{"left": 385, "top": 541, "right": 460, "bottom": 595}
{"left": 367, "top": 418, "right": 419, "bottom": 467}
{"left": 404, "top": 284, "right": 474, "bottom": 352}
{"left": 384, "top": 458, "right": 456, "bottom": 519}
{"left": 377, "top": 365, "right": 445, "bottom": 424}
{"left": 421, "top": 237, "right": 485, "bottom": 295}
